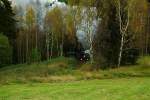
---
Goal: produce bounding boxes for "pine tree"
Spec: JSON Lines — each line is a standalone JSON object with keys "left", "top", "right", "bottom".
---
{"left": 0, "top": 0, "right": 17, "bottom": 64}
{"left": 0, "top": 0, "right": 16, "bottom": 40}
{"left": 93, "top": 0, "right": 120, "bottom": 68}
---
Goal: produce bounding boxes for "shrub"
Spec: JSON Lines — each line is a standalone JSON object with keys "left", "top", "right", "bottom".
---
{"left": 46, "top": 57, "right": 78, "bottom": 69}
{"left": 31, "top": 48, "right": 41, "bottom": 63}
{"left": 137, "top": 56, "right": 150, "bottom": 67}
{"left": 0, "top": 33, "right": 12, "bottom": 67}
{"left": 80, "top": 62, "right": 98, "bottom": 71}
{"left": 122, "top": 48, "right": 140, "bottom": 65}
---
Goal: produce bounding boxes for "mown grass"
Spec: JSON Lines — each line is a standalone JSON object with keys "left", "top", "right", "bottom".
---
{"left": 0, "top": 78, "right": 150, "bottom": 100}
{"left": 0, "top": 57, "right": 150, "bottom": 84}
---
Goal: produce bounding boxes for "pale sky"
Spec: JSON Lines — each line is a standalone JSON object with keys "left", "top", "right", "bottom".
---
{"left": 10, "top": 0, "right": 58, "bottom": 6}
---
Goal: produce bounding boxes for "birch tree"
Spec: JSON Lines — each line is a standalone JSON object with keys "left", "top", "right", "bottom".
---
{"left": 130, "top": 0, "right": 149, "bottom": 56}
{"left": 44, "top": 11, "right": 51, "bottom": 60}
{"left": 114, "top": 0, "right": 134, "bottom": 67}
{"left": 25, "top": 6, "right": 36, "bottom": 62}
{"left": 44, "top": 7, "right": 64, "bottom": 59}
{"left": 79, "top": 0, "right": 97, "bottom": 63}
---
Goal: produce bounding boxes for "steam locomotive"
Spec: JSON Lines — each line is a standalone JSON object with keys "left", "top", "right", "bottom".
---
{"left": 65, "top": 50, "right": 90, "bottom": 62}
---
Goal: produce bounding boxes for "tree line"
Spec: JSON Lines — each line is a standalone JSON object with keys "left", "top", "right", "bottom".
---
{"left": 0, "top": 0, "right": 150, "bottom": 69}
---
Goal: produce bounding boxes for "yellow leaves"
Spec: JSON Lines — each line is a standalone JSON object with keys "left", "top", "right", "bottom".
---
{"left": 65, "top": 14, "right": 76, "bottom": 41}
{"left": 68, "top": 0, "right": 80, "bottom": 6}
{"left": 26, "top": 6, "right": 36, "bottom": 26}
{"left": 130, "top": 0, "right": 149, "bottom": 33}
{"left": 44, "top": 7, "right": 64, "bottom": 40}
{"left": 79, "top": 0, "right": 96, "bottom": 7}
{"left": 68, "top": 0, "right": 96, "bottom": 7}
{"left": 131, "top": 0, "right": 148, "bottom": 13}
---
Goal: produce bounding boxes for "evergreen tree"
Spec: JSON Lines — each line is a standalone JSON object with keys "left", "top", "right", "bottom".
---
{"left": 0, "top": 0, "right": 17, "bottom": 64}
{"left": 93, "top": 0, "right": 120, "bottom": 68}
{"left": 58, "top": 0, "right": 68, "bottom": 4}
{"left": 0, "top": 0, "right": 16, "bottom": 40}
{"left": 0, "top": 33, "right": 12, "bottom": 67}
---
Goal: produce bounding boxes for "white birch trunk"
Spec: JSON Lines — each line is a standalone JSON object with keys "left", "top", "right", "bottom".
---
{"left": 118, "top": 34, "right": 124, "bottom": 67}
{"left": 117, "top": 0, "right": 131, "bottom": 67}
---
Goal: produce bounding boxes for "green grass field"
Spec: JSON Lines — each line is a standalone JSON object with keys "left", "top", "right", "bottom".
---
{"left": 0, "top": 78, "right": 150, "bottom": 100}
{"left": 0, "top": 57, "right": 150, "bottom": 100}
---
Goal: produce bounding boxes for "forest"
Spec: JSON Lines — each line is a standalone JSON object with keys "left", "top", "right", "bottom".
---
{"left": 0, "top": 0, "right": 150, "bottom": 68}
{"left": 0, "top": 0, "right": 150, "bottom": 99}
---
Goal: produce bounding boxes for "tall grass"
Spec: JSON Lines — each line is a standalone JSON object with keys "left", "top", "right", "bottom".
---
{"left": 0, "top": 57, "right": 150, "bottom": 84}
{"left": 137, "top": 56, "right": 150, "bottom": 68}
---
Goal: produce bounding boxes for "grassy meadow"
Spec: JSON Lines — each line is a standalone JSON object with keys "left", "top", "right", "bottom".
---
{"left": 0, "top": 57, "right": 150, "bottom": 84}
{"left": 0, "top": 78, "right": 150, "bottom": 100}
{"left": 0, "top": 57, "right": 150, "bottom": 100}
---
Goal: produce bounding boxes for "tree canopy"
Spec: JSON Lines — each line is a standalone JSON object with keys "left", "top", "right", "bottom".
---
{"left": 0, "top": 0, "right": 16, "bottom": 40}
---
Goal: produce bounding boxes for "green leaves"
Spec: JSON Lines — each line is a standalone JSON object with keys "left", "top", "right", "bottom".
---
{"left": 0, "top": 33, "right": 12, "bottom": 67}
{"left": 58, "top": 0, "right": 68, "bottom": 4}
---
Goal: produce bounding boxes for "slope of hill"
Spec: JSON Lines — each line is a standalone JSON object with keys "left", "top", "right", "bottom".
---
{"left": 0, "top": 57, "right": 150, "bottom": 84}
